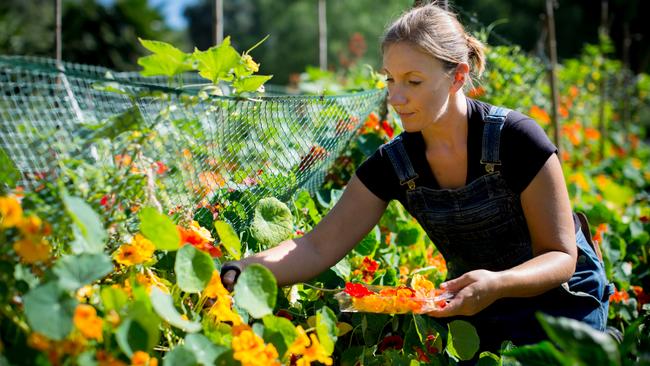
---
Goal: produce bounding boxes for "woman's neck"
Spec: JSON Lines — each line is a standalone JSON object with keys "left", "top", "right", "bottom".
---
{"left": 420, "top": 93, "right": 468, "bottom": 151}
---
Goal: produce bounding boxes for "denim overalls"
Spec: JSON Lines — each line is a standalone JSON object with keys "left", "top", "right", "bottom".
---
{"left": 383, "top": 106, "right": 612, "bottom": 349}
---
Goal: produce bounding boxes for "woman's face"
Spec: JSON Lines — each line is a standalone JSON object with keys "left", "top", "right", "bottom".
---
{"left": 382, "top": 42, "right": 455, "bottom": 132}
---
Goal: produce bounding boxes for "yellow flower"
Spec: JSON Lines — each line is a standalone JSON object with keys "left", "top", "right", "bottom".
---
{"left": 207, "top": 294, "right": 243, "bottom": 326}
{"left": 569, "top": 173, "right": 590, "bottom": 191}
{"left": 136, "top": 270, "right": 170, "bottom": 294}
{"left": 17, "top": 215, "right": 43, "bottom": 236}
{"left": 114, "top": 234, "right": 155, "bottom": 266}
{"left": 289, "top": 326, "right": 333, "bottom": 366}
{"left": 242, "top": 54, "right": 259, "bottom": 73}
{"left": 375, "top": 79, "right": 386, "bottom": 89}
{"left": 0, "top": 195, "right": 23, "bottom": 228}
{"left": 13, "top": 238, "right": 51, "bottom": 264}
{"left": 131, "top": 351, "right": 158, "bottom": 366}
{"left": 204, "top": 270, "right": 229, "bottom": 299}
{"left": 232, "top": 330, "right": 280, "bottom": 366}
{"left": 73, "top": 304, "right": 103, "bottom": 341}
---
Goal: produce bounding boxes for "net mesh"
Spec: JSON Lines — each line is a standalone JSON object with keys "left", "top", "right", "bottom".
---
{"left": 0, "top": 55, "right": 386, "bottom": 228}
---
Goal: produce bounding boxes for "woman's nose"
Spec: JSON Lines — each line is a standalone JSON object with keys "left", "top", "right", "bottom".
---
{"left": 388, "top": 89, "right": 407, "bottom": 106}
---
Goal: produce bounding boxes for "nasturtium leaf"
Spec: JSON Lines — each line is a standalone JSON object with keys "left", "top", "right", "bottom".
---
{"left": 395, "top": 220, "right": 421, "bottom": 247}
{"left": 214, "top": 220, "right": 241, "bottom": 260}
{"left": 174, "top": 245, "right": 214, "bottom": 293}
{"left": 330, "top": 258, "right": 351, "bottom": 279}
{"left": 150, "top": 287, "right": 201, "bottom": 333}
{"left": 192, "top": 36, "right": 241, "bottom": 84}
{"left": 354, "top": 226, "right": 380, "bottom": 256}
{"left": 163, "top": 346, "right": 197, "bottom": 366}
{"left": 101, "top": 286, "right": 128, "bottom": 312}
{"left": 184, "top": 333, "right": 227, "bottom": 366}
{"left": 447, "top": 320, "right": 480, "bottom": 361}
{"left": 294, "top": 190, "right": 321, "bottom": 224}
{"left": 116, "top": 301, "right": 161, "bottom": 357}
{"left": 137, "top": 38, "right": 194, "bottom": 77}
{"left": 23, "top": 282, "right": 76, "bottom": 341}
{"left": 502, "top": 341, "right": 568, "bottom": 366}
{"left": 536, "top": 313, "right": 620, "bottom": 366}
{"left": 316, "top": 306, "right": 338, "bottom": 355}
{"left": 233, "top": 75, "right": 273, "bottom": 93}
{"left": 0, "top": 148, "right": 20, "bottom": 187}
{"left": 233, "top": 264, "right": 277, "bottom": 319}
{"left": 250, "top": 197, "right": 293, "bottom": 247}
{"left": 476, "top": 351, "right": 501, "bottom": 366}
{"left": 53, "top": 253, "right": 113, "bottom": 291}
{"left": 139, "top": 207, "right": 181, "bottom": 251}
{"left": 262, "top": 315, "right": 297, "bottom": 358}
{"left": 62, "top": 194, "right": 106, "bottom": 254}
{"left": 337, "top": 322, "right": 353, "bottom": 336}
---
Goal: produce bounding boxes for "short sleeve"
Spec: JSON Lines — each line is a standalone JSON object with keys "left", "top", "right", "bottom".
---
{"left": 355, "top": 147, "right": 398, "bottom": 202}
{"left": 500, "top": 113, "right": 558, "bottom": 193}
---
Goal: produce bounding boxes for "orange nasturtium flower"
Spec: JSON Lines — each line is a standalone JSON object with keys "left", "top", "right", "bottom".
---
{"left": 288, "top": 325, "right": 333, "bottom": 366}
{"left": 0, "top": 195, "right": 23, "bottom": 228}
{"left": 13, "top": 238, "right": 51, "bottom": 264}
{"left": 178, "top": 221, "right": 222, "bottom": 257}
{"left": 73, "top": 304, "right": 103, "bottom": 341}
{"left": 529, "top": 105, "right": 550, "bottom": 126}
{"left": 131, "top": 351, "right": 158, "bottom": 366}
{"left": 609, "top": 286, "right": 630, "bottom": 304}
{"left": 27, "top": 332, "right": 51, "bottom": 352}
{"left": 231, "top": 329, "right": 281, "bottom": 366}
{"left": 113, "top": 234, "right": 155, "bottom": 266}
{"left": 204, "top": 270, "right": 230, "bottom": 299}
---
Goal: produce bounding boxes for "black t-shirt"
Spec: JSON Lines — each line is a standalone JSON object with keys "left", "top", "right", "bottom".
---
{"left": 356, "top": 98, "right": 557, "bottom": 204}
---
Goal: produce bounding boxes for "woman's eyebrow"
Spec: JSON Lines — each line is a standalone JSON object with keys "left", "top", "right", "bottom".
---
{"left": 381, "top": 69, "right": 423, "bottom": 77}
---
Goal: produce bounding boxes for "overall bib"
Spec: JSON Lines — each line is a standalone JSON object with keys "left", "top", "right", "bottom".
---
{"left": 382, "top": 106, "right": 612, "bottom": 350}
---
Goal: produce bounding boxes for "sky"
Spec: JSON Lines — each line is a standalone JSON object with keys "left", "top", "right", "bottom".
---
{"left": 97, "top": 0, "right": 200, "bottom": 29}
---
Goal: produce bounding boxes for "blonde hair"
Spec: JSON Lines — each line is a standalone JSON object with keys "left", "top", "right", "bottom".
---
{"left": 382, "top": 3, "right": 486, "bottom": 83}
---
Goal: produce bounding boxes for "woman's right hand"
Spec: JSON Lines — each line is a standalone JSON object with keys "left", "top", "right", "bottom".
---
{"left": 221, "top": 270, "right": 238, "bottom": 291}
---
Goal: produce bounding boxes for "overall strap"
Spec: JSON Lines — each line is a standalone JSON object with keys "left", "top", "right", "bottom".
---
{"left": 480, "top": 106, "right": 511, "bottom": 173}
{"left": 382, "top": 135, "right": 419, "bottom": 190}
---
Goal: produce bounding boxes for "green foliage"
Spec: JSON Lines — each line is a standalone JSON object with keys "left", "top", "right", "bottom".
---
{"left": 139, "top": 207, "right": 181, "bottom": 251}
{"left": 0, "top": 147, "right": 19, "bottom": 188}
{"left": 53, "top": 253, "right": 113, "bottom": 291}
{"left": 234, "top": 264, "right": 278, "bottom": 319}
{"left": 447, "top": 320, "right": 480, "bottom": 361}
{"left": 149, "top": 287, "right": 201, "bottom": 332}
{"left": 215, "top": 220, "right": 242, "bottom": 260}
{"left": 62, "top": 194, "right": 107, "bottom": 254}
{"left": 316, "top": 306, "right": 338, "bottom": 355}
{"left": 250, "top": 197, "right": 294, "bottom": 248}
{"left": 174, "top": 244, "right": 215, "bottom": 293}
{"left": 23, "top": 282, "right": 76, "bottom": 341}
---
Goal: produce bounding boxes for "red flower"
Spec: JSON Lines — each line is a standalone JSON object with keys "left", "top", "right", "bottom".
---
{"left": 632, "top": 286, "right": 650, "bottom": 307}
{"left": 100, "top": 195, "right": 109, "bottom": 207}
{"left": 275, "top": 309, "right": 294, "bottom": 320}
{"left": 609, "top": 286, "right": 630, "bottom": 304}
{"left": 298, "top": 145, "right": 329, "bottom": 172}
{"left": 153, "top": 161, "right": 168, "bottom": 175}
{"left": 359, "top": 257, "right": 379, "bottom": 282}
{"left": 343, "top": 282, "right": 374, "bottom": 298}
{"left": 377, "top": 335, "right": 403, "bottom": 352}
{"left": 414, "top": 347, "right": 430, "bottom": 362}
{"left": 380, "top": 120, "right": 394, "bottom": 138}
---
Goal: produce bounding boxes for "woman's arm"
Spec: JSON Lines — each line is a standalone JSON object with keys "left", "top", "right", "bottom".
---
{"left": 429, "top": 153, "right": 577, "bottom": 317}
{"left": 222, "top": 175, "right": 388, "bottom": 287}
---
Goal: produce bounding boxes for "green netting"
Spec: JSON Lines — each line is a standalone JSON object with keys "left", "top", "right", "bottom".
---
{"left": 0, "top": 55, "right": 386, "bottom": 228}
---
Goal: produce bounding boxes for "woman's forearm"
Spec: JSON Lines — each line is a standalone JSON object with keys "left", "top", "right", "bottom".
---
{"left": 495, "top": 250, "right": 576, "bottom": 299}
{"left": 236, "top": 234, "right": 333, "bottom": 287}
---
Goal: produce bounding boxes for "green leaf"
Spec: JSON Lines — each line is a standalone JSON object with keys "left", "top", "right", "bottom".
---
{"left": 354, "top": 226, "right": 380, "bottom": 256}
{"left": 476, "top": 351, "right": 501, "bottom": 366}
{"left": 174, "top": 245, "right": 215, "bottom": 293}
{"left": 139, "top": 207, "right": 181, "bottom": 251}
{"left": 150, "top": 287, "right": 201, "bottom": 332}
{"left": 233, "top": 264, "right": 277, "bottom": 319}
{"left": 53, "top": 253, "right": 113, "bottom": 291}
{"left": 503, "top": 341, "right": 569, "bottom": 366}
{"left": 395, "top": 220, "right": 421, "bottom": 247}
{"left": 163, "top": 346, "right": 197, "bottom": 366}
{"left": 214, "top": 220, "right": 241, "bottom": 260}
{"left": 100, "top": 286, "right": 128, "bottom": 312}
{"left": 192, "top": 37, "right": 241, "bottom": 84}
{"left": 84, "top": 106, "right": 144, "bottom": 141}
{"left": 233, "top": 75, "right": 273, "bottom": 93}
{"left": 184, "top": 333, "right": 228, "bottom": 366}
{"left": 0, "top": 147, "right": 20, "bottom": 187}
{"left": 316, "top": 306, "right": 338, "bottom": 355}
{"left": 262, "top": 315, "right": 297, "bottom": 358}
{"left": 447, "top": 320, "right": 480, "bottom": 361}
{"left": 23, "top": 282, "right": 77, "bottom": 341}
{"left": 62, "top": 194, "right": 106, "bottom": 254}
{"left": 250, "top": 197, "right": 294, "bottom": 248}
{"left": 330, "top": 258, "right": 351, "bottom": 279}
{"left": 116, "top": 301, "right": 161, "bottom": 357}
{"left": 137, "top": 38, "right": 194, "bottom": 77}
{"left": 536, "top": 313, "right": 620, "bottom": 366}
{"left": 294, "top": 190, "right": 321, "bottom": 224}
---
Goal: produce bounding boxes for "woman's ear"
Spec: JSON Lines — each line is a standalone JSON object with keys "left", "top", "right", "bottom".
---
{"left": 449, "top": 63, "right": 470, "bottom": 93}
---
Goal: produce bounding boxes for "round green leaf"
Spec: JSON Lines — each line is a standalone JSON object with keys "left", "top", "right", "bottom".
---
{"left": 23, "top": 282, "right": 77, "bottom": 341}
{"left": 101, "top": 286, "right": 129, "bottom": 312}
{"left": 250, "top": 197, "right": 293, "bottom": 247}
{"left": 150, "top": 287, "right": 201, "bottom": 333}
{"left": 262, "top": 315, "right": 297, "bottom": 358}
{"left": 233, "top": 264, "right": 277, "bottom": 319}
{"left": 53, "top": 253, "right": 113, "bottom": 291}
{"left": 214, "top": 220, "right": 241, "bottom": 260}
{"left": 316, "top": 306, "right": 338, "bottom": 355}
{"left": 184, "top": 333, "right": 227, "bottom": 366}
{"left": 139, "top": 207, "right": 181, "bottom": 251}
{"left": 174, "top": 245, "right": 215, "bottom": 293}
{"left": 163, "top": 346, "right": 197, "bottom": 366}
{"left": 62, "top": 194, "right": 106, "bottom": 254}
{"left": 116, "top": 301, "right": 161, "bottom": 357}
{"left": 447, "top": 320, "right": 480, "bottom": 361}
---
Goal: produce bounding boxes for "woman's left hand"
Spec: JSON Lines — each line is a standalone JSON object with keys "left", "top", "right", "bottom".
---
{"left": 427, "top": 269, "right": 503, "bottom": 317}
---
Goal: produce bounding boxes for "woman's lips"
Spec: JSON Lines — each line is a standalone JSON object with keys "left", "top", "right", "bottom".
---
{"left": 397, "top": 111, "right": 414, "bottom": 118}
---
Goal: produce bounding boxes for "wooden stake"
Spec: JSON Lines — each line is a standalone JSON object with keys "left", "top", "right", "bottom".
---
{"left": 545, "top": 0, "right": 561, "bottom": 154}
{"left": 318, "top": 0, "right": 327, "bottom": 71}
{"left": 55, "top": 0, "right": 62, "bottom": 63}
{"left": 213, "top": 0, "right": 223, "bottom": 45}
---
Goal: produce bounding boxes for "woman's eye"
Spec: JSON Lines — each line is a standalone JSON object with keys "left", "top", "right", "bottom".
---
{"left": 386, "top": 78, "right": 394, "bottom": 83}
{"left": 409, "top": 80, "right": 422, "bottom": 85}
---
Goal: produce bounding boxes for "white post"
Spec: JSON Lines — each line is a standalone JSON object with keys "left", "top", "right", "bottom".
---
{"left": 214, "top": 0, "right": 223, "bottom": 45}
{"left": 318, "top": 0, "right": 327, "bottom": 71}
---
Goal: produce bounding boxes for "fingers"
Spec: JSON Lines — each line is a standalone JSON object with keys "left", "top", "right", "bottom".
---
{"left": 441, "top": 273, "right": 471, "bottom": 293}
{"left": 222, "top": 270, "right": 237, "bottom": 292}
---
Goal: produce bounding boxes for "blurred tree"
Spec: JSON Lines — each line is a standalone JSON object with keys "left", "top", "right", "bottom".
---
{"left": 185, "top": 0, "right": 412, "bottom": 84}
{"left": 0, "top": 0, "right": 187, "bottom": 71}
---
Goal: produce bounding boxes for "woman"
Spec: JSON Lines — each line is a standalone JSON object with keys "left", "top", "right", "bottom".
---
{"left": 221, "top": 3, "right": 611, "bottom": 350}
